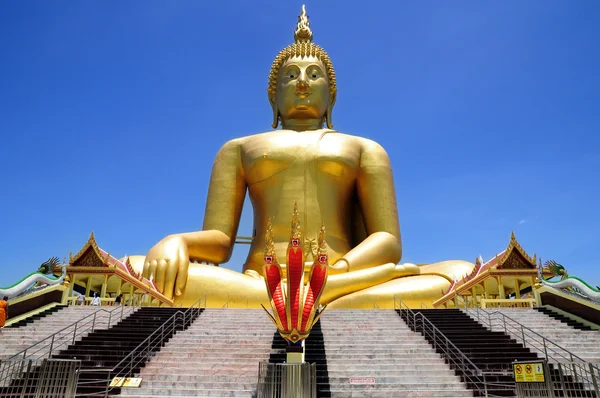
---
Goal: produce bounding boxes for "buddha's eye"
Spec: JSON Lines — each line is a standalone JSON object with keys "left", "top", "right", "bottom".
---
{"left": 308, "top": 68, "right": 323, "bottom": 79}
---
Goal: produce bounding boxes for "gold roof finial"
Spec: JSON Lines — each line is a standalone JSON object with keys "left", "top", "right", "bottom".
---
{"left": 294, "top": 5, "right": 313, "bottom": 43}
{"left": 317, "top": 224, "right": 327, "bottom": 255}
{"left": 290, "top": 201, "right": 301, "bottom": 240}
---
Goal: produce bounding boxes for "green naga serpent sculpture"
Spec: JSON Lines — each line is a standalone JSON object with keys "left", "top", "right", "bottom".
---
{"left": 538, "top": 260, "right": 600, "bottom": 303}
{"left": 0, "top": 257, "right": 67, "bottom": 299}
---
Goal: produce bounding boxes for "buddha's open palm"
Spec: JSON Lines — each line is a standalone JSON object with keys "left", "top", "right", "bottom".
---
{"left": 143, "top": 235, "right": 189, "bottom": 300}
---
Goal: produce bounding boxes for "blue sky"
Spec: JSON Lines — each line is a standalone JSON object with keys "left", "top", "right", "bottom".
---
{"left": 1, "top": 1, "right": 598, "bottom": 288}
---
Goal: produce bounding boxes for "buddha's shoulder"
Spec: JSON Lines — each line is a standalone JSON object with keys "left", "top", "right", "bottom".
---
{"left": 330, "top": 132, "right": 390, "bottom": 154}
{"left": 219, "top": 130, "right": 387, "bottom": 152}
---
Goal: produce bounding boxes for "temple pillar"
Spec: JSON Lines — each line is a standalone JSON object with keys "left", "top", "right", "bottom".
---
{"left": 514, "top": 279, "right": 521, "bottom": 299}
{"left": 68, "top": 274, "right": 76, "bottom": 297}
{"left": 498, "top": 277, "right": 505, "bottom": 299}
{"left": 471, "top": 287, "right": 477, "bottom": 307}
{"left": 100, "top": 275, "right": 108, "bottom": 298}
{"left": 85, "top": 276, "right": 93, "bottom": 298}
{"left": 129, "top": 285, "right": 134, "bottom": 305}
{"left": 116, "top": 279, "right": 123, "bottom": 295}
{"left": 530, "top": 276, "right": 535, "bottom": 291}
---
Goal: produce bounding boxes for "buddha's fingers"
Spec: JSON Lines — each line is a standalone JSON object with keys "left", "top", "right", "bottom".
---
{"left": 174, "top": 244, "right": 189, "bottom": 297}
{"left": 155, "top": 259, "right": 169, "bottom": 296}
{"left": 146, "top": 260, "right": 158, "bottom": 284}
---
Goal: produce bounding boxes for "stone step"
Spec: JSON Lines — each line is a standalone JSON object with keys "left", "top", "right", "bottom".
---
{"left": 121, "top": 388, "right": 254, "bottom": 397}
{"left": 328, "top": 389, "right": 475, "bottom": 397}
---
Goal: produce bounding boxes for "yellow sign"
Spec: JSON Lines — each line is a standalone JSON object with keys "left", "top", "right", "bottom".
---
{"left": 533, "top": 362, "right": 545, "bottom": 382}
{"left": 122, "top": 378, "right": 143, "bottom": 387}
{"left": 109, "top": 377, "right": 124, "bottom": 387}
{"left": 514, "top": 362, "right": 545, "bottom": 383}
{"left": 514, "top": 364, "right": 524, "bottom": 383}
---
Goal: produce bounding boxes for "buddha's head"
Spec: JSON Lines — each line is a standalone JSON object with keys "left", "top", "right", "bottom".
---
{"left": 268, "top": 5, "right": 337, "bottom": 129}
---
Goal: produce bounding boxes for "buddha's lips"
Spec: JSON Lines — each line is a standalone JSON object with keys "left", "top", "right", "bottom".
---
{"left": 295, "top": 91, "right": 311, "bottom": 99}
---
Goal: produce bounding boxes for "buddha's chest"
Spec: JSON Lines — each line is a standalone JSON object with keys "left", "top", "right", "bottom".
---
{"left": 242, "top": 132, "right": 360, "bottom": 185}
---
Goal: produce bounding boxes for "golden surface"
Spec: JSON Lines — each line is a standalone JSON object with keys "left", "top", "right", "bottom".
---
{"left": 139, "top": 6, "right": 474, "bottom": 308}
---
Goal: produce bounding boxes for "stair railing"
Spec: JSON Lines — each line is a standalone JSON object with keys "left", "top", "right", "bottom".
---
{"left": 0, "top": 304, "right": 139, "bottom": 391}
{"left": 394, "top": 295, "right": 511, "bottom": 397}
{"left": 463, "top": 300, "right": 600, "bottom": 395}
{"left": 222, "top": 299, "right": 233, "bottom": 308}
{"left": 77, "top": 297, "right": 205, "bottom": 398}
{"left": 5, "top": 303, "right": 138, "bottom": 362}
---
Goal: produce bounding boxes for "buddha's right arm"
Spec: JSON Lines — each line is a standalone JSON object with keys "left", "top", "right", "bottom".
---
{"left": 189, "top": 139, "right": 247, "bottom": 264}
{"left": 143, "top": 139, "right": 246, "bottom": 298}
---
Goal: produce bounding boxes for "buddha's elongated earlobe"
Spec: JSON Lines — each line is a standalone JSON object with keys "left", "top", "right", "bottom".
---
{"left": 271, "top": 102, "right": 279, "bottom": 128}
{"left": 325, "top": 91, "right": 336, "bottom": 129}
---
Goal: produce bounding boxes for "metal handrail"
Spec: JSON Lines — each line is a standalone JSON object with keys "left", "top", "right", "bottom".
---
{"left": 394, "top": 295, "right": 511, "bottom": 397}
{"left": 463, "top": 300, "right": 600, "bottom": 395}
{"left": 78, "top": 297, "right": 204, "bottom": 398}
{"left": 222, "top": 299, "right": 233, "bottom": 308}
{"left": 6, "top": 303, "right": 138, "bottom": 362}
{"left": 464, "top": 300, "right": 599, "bottom": 368}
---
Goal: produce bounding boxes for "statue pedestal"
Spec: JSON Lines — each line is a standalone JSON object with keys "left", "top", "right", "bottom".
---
{"left": 257, "top": 361, "right": 316, "bottom": 398}
{"left": 286, "top": 344, "right": 304, "bottom": 364}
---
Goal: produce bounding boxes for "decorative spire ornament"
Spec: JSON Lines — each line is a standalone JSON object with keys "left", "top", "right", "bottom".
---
{"left": 262, "top": 204, "right": 328, "bottom": 344}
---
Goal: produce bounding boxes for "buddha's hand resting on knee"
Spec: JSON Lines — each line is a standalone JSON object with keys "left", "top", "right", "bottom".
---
{"left": 143, "top": 234, "right": 189, "bottom": 299}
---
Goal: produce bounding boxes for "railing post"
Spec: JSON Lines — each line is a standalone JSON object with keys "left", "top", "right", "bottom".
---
{"left": 129, "top": 347, "right": 134, "bottom": 378}
{"left": 590, "top": 363, "right": 599, "bottom": 395}
{"left": 20, "top": 360, "right": 33, "bottom": 398}
{"left": 108, "top": 311, "right": 112, "bottom": 328}
{"left": 542, "top": 337, "right": 548, "bottom": 361}
{"left": 104, "top": 370, "right": 111, "bottom": 398}
{"left": 483, "top": 372, "right": 488, "bottom": 397}
{"left": 521, "top": 326, "right": 526, "bottom": 346}
{"left": 48, "top": 334, "right": 55, "bottom": 358}
{"left": 502, "top": 315, "right": 507, "bottom": 335}
{"left": 570, "top": 353, "right": 579, "bottom": 383}
{"left": 92, "top": 312, "right": 97, "bottom": 332}
{"left": 72, "top": 322, "right": 78, "bottom": 345}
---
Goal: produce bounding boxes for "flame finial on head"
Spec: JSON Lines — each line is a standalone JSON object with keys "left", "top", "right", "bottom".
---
{"left": 294, "top": 5, "right": 313, "bottom": 43}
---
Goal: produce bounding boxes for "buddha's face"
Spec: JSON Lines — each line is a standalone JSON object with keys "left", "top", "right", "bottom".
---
{"left": 276, "top": 56, "right": 330, "bottom": 123}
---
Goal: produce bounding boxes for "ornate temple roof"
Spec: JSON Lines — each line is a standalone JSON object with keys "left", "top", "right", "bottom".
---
{"left": 67, "top": 232, "right": 169, "bottom": 304}
{"left": 436, "top": 232, "right": 550, "bottom": 305}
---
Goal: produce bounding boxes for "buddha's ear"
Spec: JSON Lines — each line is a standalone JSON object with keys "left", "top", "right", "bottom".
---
{"left": 325, "top": 90, "right": 337, "bottom": 129}
{"left": 270, "top": 95, "right": 279, "bottom": 128}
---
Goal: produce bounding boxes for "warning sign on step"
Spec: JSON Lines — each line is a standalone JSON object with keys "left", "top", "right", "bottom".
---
{"left": 349, "top": 378, "right": 375, "bottom": 384}
{"left": 514, "top": 361, "right": 544, "bottom": 383}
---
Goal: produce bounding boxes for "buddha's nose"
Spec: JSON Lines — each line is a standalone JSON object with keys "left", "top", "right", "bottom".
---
{"left": 296, "top": 76, "right": 309, "bottom": 92}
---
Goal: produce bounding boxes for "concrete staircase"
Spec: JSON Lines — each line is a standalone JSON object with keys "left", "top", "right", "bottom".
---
{"left": 0, "top": 305, "right": 131, "bottom": 359}
{"left": 320, "top": 310, "right": 472, "bottom": 397}
{"left": 122, "top": 309, "right": 472, "bottom": 397}
{"left": 121, "top": 308, "right": 278, "bottom": 397}
{"left": 472, "top": 308, "right": 600, "bottom": 364}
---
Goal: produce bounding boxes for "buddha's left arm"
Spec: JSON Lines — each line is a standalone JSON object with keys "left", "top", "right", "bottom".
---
{"left": 334, "top": 140, "right": 402, "bottom": 271}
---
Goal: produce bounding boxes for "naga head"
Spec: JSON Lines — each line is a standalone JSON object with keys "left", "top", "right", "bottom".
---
{"left": 262, "top": 203, "right": 328, "bottom": 344}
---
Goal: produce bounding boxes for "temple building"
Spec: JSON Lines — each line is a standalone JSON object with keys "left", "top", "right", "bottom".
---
{"left": 60, "top": 232, "right": 172, "bottom": 306}
{"left": 434, "top": 232, "right": 554, "bottom": 308}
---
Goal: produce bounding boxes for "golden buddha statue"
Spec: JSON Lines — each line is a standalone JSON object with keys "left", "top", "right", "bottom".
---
{"left": 135, "top": 6, "right": 475, "bottom": 308}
